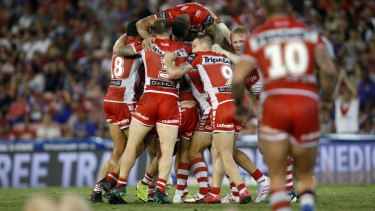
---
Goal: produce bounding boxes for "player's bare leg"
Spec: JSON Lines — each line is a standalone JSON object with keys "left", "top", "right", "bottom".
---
{"left": 185, "top": 132, "right": 212, "bottom": 202}
{"left": 291, "top": 144, "right": 318, "bottom": 210}
{"left": 92, "top": 124, "right": 128, "bottom": 203}
{"left": 260, "top": 138, "right": 291, "bottom": 211}
{"left": 151, "top": 123, "right": 177, "bottom": 203}
{"left": 203, "top": 132, "right": 251, "bottom": 204}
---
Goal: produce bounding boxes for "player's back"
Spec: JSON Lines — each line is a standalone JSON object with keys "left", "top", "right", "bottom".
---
{"left": 139, "top": 38, "right": 191, "bottom": 97}
{"left": 189, "top": 51, "right": 234, "bottom": 107}
{"left": 157, "top": 3, "right": 212, "bottom": 32}
{"left": 104, "top": 37, "right": 143, "bottom": 103}
{"left": 245, "top": 17, "right": 324, "bottom": 94}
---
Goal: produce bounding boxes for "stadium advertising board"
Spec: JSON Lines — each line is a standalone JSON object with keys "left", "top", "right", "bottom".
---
{"left": 0, "top": 137, "right": 375, "bottom": 188}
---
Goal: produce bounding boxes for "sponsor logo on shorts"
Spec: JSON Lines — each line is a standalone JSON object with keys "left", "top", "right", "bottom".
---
{"left": 217, "top": 123, "right": 233, "bottom": 128}
{"left": 161, "top": 119, "right": 179, "bottom": 124}
{"left": 135, "top": 112, "right": 149, "bottom": 120}
{"left": 116, "top": 119, "right": 130, "bottom": 125}
{"left": 246, "top": 75, "right": 258, "bottom": 83}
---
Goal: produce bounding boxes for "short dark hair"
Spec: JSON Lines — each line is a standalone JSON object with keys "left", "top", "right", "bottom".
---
{"left": 263, "top": 0, "right": 287, "bottom": 15}
{"left": 153, "top": 18, "right": 171, "bottom": 35}
{"left": 127, "top": 20, "right": 139, "bottom": 37}
{"left": 172, "top": 15, "right": 189, "bottom": 38}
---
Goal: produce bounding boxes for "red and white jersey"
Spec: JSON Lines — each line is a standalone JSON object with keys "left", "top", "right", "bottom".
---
{"left": 241, "top": 17, "right": 325, "bottom": 95}
{"left": 179, "top": 77, "right": 196, "bottom": 104}
{"left": 187, "top": 51, "right": 234, "bottom": 108}
{"left": 184, "top": 68, "right": 211, "bottom": 112}
{"left": 104, "top": 37, "right": 143, "bottom": 103}
{"left": 245, "top": 68, "right": 264, "bottom": 100}
{"left": 156, "top": 3, "right": 214, "bottom": 32}
{"left": 131, "top": 38, "right": 192, "bottom": 98}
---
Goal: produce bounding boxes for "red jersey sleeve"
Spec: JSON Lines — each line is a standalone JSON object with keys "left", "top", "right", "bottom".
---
{"left": 131, "top": 41, "right": 144, "bottom": 54}
{"left": 187, "top": 53, "right": 201, "bottom": 68}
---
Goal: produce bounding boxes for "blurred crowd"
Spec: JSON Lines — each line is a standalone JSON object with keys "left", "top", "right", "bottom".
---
{"left": 0, "top": 0, "right": 375, "bottom": 141}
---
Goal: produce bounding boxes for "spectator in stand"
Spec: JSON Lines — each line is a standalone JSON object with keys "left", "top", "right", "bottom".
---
{"left": 357, "top": 63, "right": 375, "bottom": 108}
{"left": 36, "top": 113, "right": 62, "bottom": 140}
{"left": 6, "top": 94, "right": 30, "bottom": 125}
{"left": 363, "top": 38, "right": 375, "bottom": 79}
{"left": 342, "top": 29, "right": 366, "bottom": 75}
{"left": 334, "top": 70, "right": 360, "bottom": 133}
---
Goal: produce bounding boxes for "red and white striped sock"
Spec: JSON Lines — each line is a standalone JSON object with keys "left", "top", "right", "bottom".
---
{"left": 148, "top": 185, "right": 156, "bottom": 197}
{"left": 270, "top": 189, "right": 291, "bottom": 211}
{"left": 251, "top": 169, "right": 266, "bottom": 183}
{"left": 226, "top": 175, "right": 239, "bottom": 197}
{"left": 106, "top": 171, "right": 118, "bottom": 183}
{"left": 141, "top": 171, "right": 154, "bottom": 186}
{"left": 93, "top": 182, "right": 102, "bottom": 193}
{"left": 157, "top": 178, "right": 167, "bottom": 193}
{"left": 116, "top": 177, "right": 127, "bottom": 187}
{"left": 209, "top": 187, "right": 220, "bottom": 197}
{"left": 176, "top": 162, "right": 190, "bottom": 196}
{"left": 285, "top": 157, "right": 294, "bottom": 191}
{"left": 237, "top": 183, "right": 247, "bottom": 195}
{"left": 191, "top": 157, "right": 209, "bottom": 195}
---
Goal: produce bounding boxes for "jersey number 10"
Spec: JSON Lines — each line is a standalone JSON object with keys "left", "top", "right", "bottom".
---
{"left": 265, "top": 41, "right": 309, "bottom": 78}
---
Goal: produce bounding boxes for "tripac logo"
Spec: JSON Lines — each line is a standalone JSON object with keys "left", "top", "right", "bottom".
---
{"left": 152, "top": 45, "right": 165, "bottom": 56}
{"left": 202, "top": 56, "right": 232, "bottom": 65}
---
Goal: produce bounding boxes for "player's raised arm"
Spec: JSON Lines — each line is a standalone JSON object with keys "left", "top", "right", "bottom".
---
{"left": 164, "top": 52, "right": 193, "bottom": 79}
{"left": 205, "top": 23, "right": 234, "bottom": 53}
{"left": 315, "top": 45, "right": 337, "bottom": 104}
{"left": 212, "top": 44, "right": 239, "bottom": 64}
{"left": 136, "top": 15, "right": 157, "bottom": 51}
{"left": 114, "top": 42, "right": 137, "bottom": 57}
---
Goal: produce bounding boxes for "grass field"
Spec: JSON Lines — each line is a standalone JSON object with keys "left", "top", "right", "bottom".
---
{"left": 1, "top": 184, "right": 375, "bottom": 211}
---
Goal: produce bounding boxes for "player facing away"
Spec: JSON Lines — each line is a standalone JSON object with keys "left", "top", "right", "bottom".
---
{"left": 164, "top": 35, "right": 252, "bottom": 204}
{"left": 104, "top": 18, "right": 192, "bottom": 204}
{"left": 136, "top": 3, "right": 231, "bottom": 52}
{"left": 91, "top": 20, "right": 142, "bottom": 204}
{"left": 232, "top": 0, "right": 337, "bottom": 211}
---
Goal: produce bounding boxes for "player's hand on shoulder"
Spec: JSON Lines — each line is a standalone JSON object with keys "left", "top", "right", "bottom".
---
{"left": 212, "top": 44, "right": 224, "bottom": 55}
{"left": 164, "top": 51, "right": 177, "bottom": 61}
{"left": 142, "top": 37, "right": 155, "bottom": 51}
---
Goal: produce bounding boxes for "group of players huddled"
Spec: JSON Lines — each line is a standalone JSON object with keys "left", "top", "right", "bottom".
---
{"left": 89, "top": 1, "right": 337, "bottom": 210}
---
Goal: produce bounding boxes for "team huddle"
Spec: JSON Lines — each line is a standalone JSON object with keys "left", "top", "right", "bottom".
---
{"left": 90, "top": 1, "right": 337, "bottom": 211}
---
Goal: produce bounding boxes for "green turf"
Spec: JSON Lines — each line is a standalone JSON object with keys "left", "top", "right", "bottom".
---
{"left": 1, "top": 184, "right": 374, "bottom": 211}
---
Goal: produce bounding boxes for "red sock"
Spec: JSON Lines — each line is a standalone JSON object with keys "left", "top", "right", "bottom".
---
{"left": 226, "top": 175, "right": 239, "bottom": 197}
{"left": 251, "top": 169, "right": 265, "bottom": 181}
{"left": 106, "top": 171, "right": 118, "bottom": 183}
{"left": 116, "top": 177, "right": 127, "bottom": 187}
{"left": 237, "top": 183, "right": 247, "bottom": 195}
{"left": 209, "top": 187, "right": 220, "bottom": 197}
{"left": 148, "top": 185, "right": 156, "bottom": 197}
{"left": 157, "top": 178, "right": 167, "bottom": 193}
